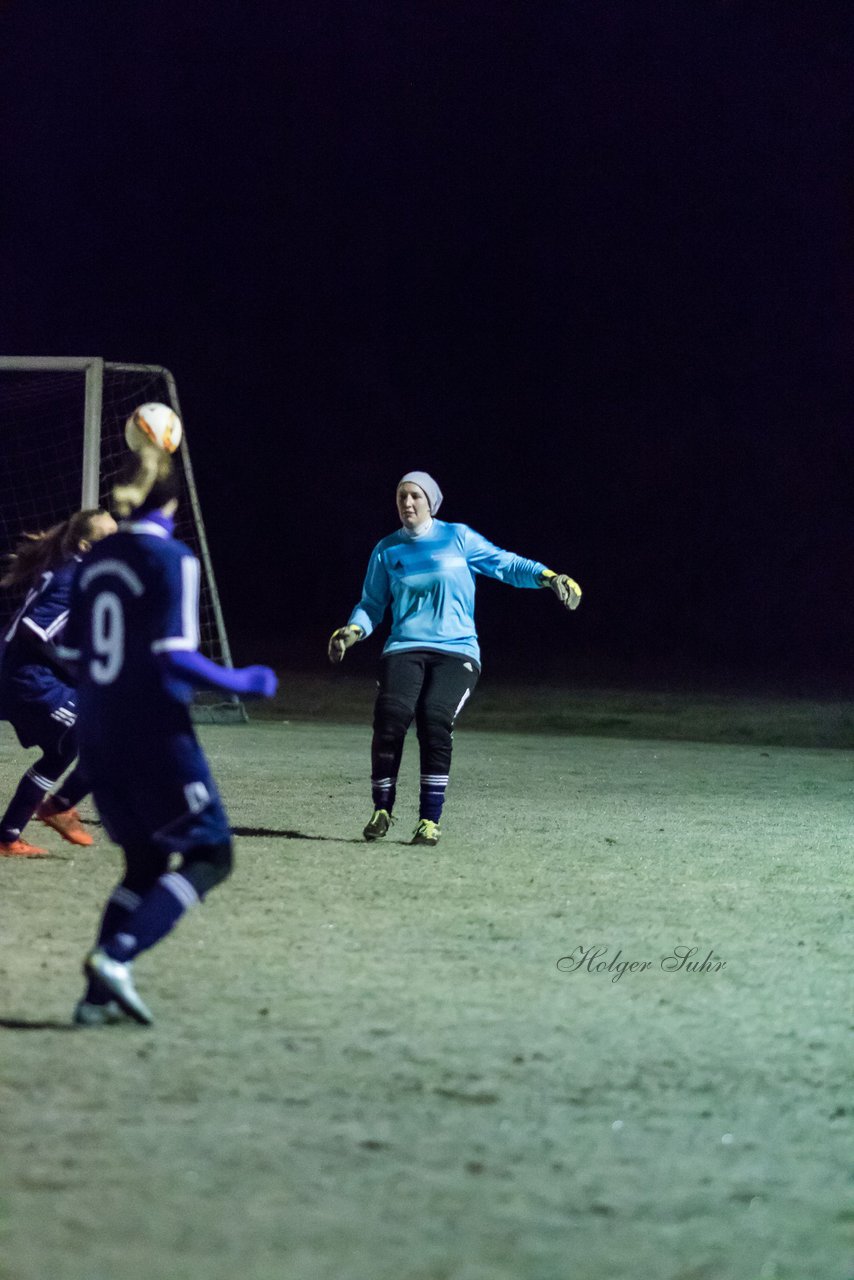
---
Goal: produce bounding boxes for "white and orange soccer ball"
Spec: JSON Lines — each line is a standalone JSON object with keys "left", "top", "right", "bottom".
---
{"left": 124, "top": 402, "right": 183, "bottom": 454}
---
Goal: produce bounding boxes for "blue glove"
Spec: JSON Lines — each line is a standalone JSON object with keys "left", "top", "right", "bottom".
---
{"left": 157, "top": 649, "right": 278, "bottom": 698}
{"left": 237, "top": 665, "right": 279, "bottom": 698}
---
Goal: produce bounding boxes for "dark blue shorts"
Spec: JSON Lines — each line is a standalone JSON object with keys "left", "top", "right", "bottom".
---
{"left": 85, "top": 731, "right": 231, "bottom": 855}
{"left": 2, "top": 691, "right": 77, "bottom": 751}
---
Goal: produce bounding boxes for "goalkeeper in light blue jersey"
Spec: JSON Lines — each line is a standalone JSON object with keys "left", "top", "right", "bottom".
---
{"left": 328, "top": 471, "right": 582, "bottom": 847}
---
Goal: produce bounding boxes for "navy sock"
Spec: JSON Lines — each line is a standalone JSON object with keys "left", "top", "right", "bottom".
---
{"left": 371, "top": 776, "right": 397, "bottom": 813}
{"left": 0, "top": 769, "right": 51, "bottom": 842}
{"left": 50, "top": 765, "right": 89, "bottom": 813}
{"left": 419, "top": 774, "right": 449, "bottom": 823}
{"left": 102, "top": 872, "right": 199, "bottom": 963}
{"left": 84, "top": 886, "right": 142, "bottom": 1003}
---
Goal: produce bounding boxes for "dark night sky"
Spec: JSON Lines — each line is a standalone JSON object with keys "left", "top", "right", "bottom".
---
{"left": 2, "top": 1, "right": 852, "bottom": 690}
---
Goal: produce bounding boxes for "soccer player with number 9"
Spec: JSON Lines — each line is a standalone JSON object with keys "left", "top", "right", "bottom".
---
{"left": 59, "top": 441, "right": 278, "bottom": 1026}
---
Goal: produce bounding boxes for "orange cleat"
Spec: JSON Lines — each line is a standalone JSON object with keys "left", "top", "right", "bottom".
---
{"left": 37, "top": 805, "right": 94, "bottom": 847}
{"left": 0, "top": 838, "right": 48, "bottom": 857}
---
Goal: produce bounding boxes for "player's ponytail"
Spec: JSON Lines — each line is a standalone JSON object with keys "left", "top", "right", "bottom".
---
{"left": 1, "top": 509, "right": 111, "bottom": 589}
{"left": 112, "top": 442, "right": 179, "bottom": 517}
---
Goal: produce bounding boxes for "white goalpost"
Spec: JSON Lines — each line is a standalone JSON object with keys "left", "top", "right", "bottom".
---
{"left": 0, "top": 356, "right": 246, "bottom": 723}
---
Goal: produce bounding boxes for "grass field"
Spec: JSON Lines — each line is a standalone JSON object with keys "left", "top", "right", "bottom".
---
{"left": 0, "top": 685, "right": 851, "bottom": 1280}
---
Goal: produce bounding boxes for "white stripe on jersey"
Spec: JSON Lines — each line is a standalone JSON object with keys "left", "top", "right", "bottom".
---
{"left": 21, "top": 616, "right": 50, "bottom": 642}
{"left": 55, "top": 644, "right": 81, "bottom": 661}
{"left": 4, "top": 574, "right": 51, "bottom": 644}
{"left": 181, "top": 556, "right": 200, "bottom": 650}
{"left": 44, "top": 610, "right": 69, "bottom": 639}
{"left": 151, "top": 636, "right": 194, "bottom": 652}
{"left": 149, "top": 555, "right": 200, "bottom": 654}
{"left": 80, "top": 559, "right": 145, "bottom": 597}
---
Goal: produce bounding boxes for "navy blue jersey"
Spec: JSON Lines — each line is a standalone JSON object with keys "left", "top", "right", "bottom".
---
{"left": 60, "top": 518, "right": 202, "bottom": 751}
{"left": 0, "top": 556, "right": 79, "bottom": 713}
{"left": 61, "top": 516, "right": 231, "bottom": 853}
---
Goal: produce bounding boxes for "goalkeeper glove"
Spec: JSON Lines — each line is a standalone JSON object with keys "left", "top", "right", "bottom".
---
{"left": 541, "top": 569, "right": 582, "bottom": 611}
{"left": 328, "top": 624, "right": 363, "bottom": 663}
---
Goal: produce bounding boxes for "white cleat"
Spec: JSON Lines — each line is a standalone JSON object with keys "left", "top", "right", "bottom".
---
{"left": 73, "top": 998, "right": 131, "bottom": 1027}
{"left": 84, "top": 948, "right": 153, "bottom": 1025}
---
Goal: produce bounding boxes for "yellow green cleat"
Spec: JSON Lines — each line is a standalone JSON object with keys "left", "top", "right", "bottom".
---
{"left": 411, "top": 819, "right": 441, "bottom": 846}
{"left": 363, "top": 809, "right": 391, "bottom": 841}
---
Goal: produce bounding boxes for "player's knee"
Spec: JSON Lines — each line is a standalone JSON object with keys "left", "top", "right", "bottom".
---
{"left": 373, "top": 694, "right": 413, "bottom": 740}
{"left": 123, "top": 869, "right": 161, "bottom": 895}
{"left": 181, "top": 839, "right": 233, "bottom": 898}
{"left": 122, "top": 845, "right": 169, "bottom": 894}
{"left": 417, "top": 702, "right": 454, "bottom": 739}
{"left": 33, "top": 746, "right": 73, "bottom": 785}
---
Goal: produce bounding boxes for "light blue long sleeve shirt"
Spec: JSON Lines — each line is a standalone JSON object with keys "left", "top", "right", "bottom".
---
{"left": 348, "top": 520, "right": 548, "bottom": 665}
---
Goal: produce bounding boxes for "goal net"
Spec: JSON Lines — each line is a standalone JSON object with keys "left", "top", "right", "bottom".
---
{"left": 0, "top": 356, "right": 246, "bottom": 722}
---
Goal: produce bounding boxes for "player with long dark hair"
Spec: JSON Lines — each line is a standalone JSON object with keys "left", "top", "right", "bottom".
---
{"left": 328, "top": 471, "right": 581, "bottom": 846}
{"left": 60, "top": 443, "right": 278, "bottom": 1025}
{"left": 0, "top": 508, "right": 117, "bottom": 855}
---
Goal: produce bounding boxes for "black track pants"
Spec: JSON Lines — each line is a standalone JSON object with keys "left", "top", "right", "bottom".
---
{"left": 371, "top": 649, "right": 480, "bottom": 782}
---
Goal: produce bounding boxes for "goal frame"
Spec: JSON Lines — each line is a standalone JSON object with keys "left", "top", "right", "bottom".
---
{"left": 0, "top": 355, "right": 246, "bottom": 723}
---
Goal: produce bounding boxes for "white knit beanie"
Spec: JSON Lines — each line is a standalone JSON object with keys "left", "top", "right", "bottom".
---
{"left": 398, "top": 471, "right": 443, "bottom": 515}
